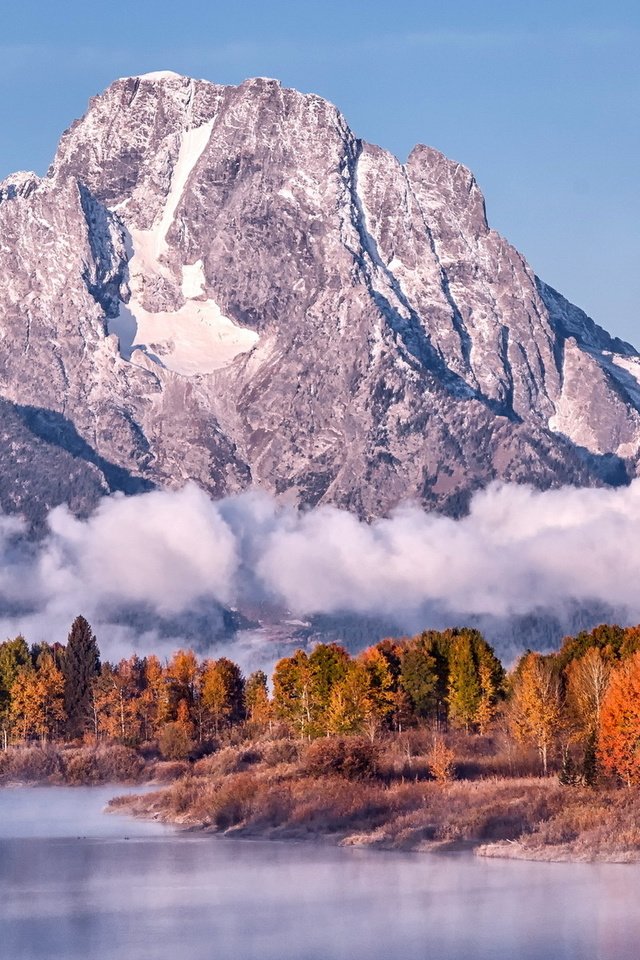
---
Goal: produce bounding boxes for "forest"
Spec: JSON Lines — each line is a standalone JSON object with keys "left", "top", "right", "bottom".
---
{"left": 3, "top": 616, "right": 640, "bottom": 859}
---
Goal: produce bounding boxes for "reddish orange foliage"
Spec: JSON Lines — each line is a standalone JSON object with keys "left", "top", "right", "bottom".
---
{"left": 598, "top": 652, "right": 640, "bottom": 786}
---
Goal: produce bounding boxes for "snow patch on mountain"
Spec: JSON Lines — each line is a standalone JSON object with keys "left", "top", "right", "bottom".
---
{"left": 156, "top": 119, "right": 214, "bottom": 256}
{"left": 131, "top": 70, "right": 184, "bottom": 82}
{"left": 122, "top": 296, "right": 260, "bottom": 377}
{"left": 181, "top": 260, "right": 206, "bottom": 299}
{"left": 111, "top": 225, "right": 259, "bottom": 375}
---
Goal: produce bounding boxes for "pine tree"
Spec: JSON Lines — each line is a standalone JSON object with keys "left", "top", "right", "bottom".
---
{"left": 62, "top": 616, "right": 101, "bottom": 739}
{"left": 399, "top": 638, "right": 439, "bottom": 722}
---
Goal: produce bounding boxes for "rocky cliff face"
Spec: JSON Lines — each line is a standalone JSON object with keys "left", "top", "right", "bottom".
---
{"left": 0, "top": 71, "right": 638, "bottom": 522}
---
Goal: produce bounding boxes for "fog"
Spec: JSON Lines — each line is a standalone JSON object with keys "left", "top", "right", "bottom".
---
{"left": 0, "top": 479, "right": 637, "bottom": 661}
{"left": 3, "top": 787, "right": 640, "bottom": 960}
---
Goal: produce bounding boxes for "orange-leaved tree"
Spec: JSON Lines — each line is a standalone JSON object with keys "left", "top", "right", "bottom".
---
{"left": 598, "top": 651, "right": 640, "bottom": 787}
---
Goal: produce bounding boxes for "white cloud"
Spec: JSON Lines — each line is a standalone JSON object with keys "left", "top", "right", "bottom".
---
{"left": 0, "top": 479, "right": 638, "bottom": 661}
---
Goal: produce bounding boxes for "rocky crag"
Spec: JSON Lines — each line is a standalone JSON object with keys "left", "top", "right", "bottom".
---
{"left": 1, "top": 71, "right": 638, "bottom": 523}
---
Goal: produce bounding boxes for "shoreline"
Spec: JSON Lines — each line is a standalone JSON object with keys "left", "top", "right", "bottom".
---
{"left": 106, "top": 780, "right": 640, "bottom": 865}
{"left": 3, "top": 776, "right": 639, "bottom": 865}
{"left": 4, "top": 737, "right": 640, "bottom": 866}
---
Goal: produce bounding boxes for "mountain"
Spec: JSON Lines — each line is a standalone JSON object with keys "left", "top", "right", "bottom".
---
{"left": 1, "top": 71, "right": 639, "bottom": 523}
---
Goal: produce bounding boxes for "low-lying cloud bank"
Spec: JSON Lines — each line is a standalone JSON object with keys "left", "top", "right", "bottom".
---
{"left": 0, "top": 480, "right": 637, "bottom": 662}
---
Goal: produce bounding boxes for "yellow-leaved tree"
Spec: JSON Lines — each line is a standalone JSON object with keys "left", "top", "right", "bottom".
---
{"left": 508, "top": 652, "right": 562, "bottom": 776}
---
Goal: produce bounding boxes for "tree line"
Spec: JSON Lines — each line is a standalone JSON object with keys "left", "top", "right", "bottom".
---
{"left": 3, "top": 616, "right": 640, "bottom": 786}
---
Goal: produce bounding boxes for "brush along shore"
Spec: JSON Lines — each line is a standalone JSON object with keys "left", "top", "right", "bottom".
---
{"left": 101, "top": 733, "right": 640, "bottom": 863}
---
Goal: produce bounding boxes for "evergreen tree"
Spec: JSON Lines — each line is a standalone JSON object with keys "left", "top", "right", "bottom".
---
{"left": 399, "top": 637, "right": 439, "bottom": 722}
{"left": 62, "top": 616, "right": 101, "bottom": 739}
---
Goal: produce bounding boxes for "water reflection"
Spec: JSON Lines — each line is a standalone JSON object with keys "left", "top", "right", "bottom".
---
{"left": 0, "top": 787, "right": 638, "bottom": 960}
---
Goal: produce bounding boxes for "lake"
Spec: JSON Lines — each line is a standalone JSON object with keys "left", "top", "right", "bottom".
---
{"left": 0, "top": 786, "right": 639, "bottom": 960}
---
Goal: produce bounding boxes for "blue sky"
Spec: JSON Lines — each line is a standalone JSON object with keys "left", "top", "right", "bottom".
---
{"left": 1, "top": 0, "right": 638, "bottom": 342}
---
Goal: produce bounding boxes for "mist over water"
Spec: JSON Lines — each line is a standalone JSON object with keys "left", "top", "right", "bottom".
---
{"left": 0, "top": 787, "right": 638, "bottom": 960}
{"left": 0, "top": 480, "right": 637, "bottom": 662}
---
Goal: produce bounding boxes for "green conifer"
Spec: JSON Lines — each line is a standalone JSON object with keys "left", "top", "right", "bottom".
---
{"left": 62, "top": 615, "right": 101, "bottom": 739}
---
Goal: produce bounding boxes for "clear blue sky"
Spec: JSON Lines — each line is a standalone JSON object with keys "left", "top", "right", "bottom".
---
{"left": 1, "top": 0, "right": 638, "bottom": 343}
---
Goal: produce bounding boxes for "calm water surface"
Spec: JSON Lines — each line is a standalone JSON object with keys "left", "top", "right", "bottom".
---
{"left": 0, "top": 786, "right": 639, "bottom": 960}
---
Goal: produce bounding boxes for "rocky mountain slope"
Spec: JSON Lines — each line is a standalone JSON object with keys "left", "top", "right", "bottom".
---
{"left": 1, "top": 71, "right": 639, "bottom": 523}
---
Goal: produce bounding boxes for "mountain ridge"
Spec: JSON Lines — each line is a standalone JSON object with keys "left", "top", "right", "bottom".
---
{"left": 0, "top": 72, "right": 639, "bottom": 523}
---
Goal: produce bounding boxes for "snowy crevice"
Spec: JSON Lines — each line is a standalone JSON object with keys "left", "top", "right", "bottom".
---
{"left": 402, "top": 169, "right": 475, "bottom": 379}
{"left": 156, "top": 118, "right": 214, "bottom": 256}
{"left": 348, "top": 145, "right": 473, "bottom": 397}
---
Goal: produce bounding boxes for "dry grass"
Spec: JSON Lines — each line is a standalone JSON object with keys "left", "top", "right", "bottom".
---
{"left": 7, "top": 730, "right": 640, "bottom": 861}
{"left": 0, "top": 743, "right": 148, "bottom": 785}
{"left": 110, "top": 736, "right": 588, "bottom": 852}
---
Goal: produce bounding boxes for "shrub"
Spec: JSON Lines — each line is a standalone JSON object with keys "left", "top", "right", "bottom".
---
{"left": 0, "top": 745, "right": 62, "bottom": 783}
{"left": 62, "top": 750, "right": 101, "bottom": 784}
{"left": 158, "top": 723, "right": 194, "bottom": 760}
{"left": 153, "top": 760, "right": 190, "bottom": 782}
{"left": 95, "top": 745, "right": 145, "bottom": 782}
{"left": 208, "top": 772, "right": 260, "bottom": 830}
{"left": 426, "top": 738, "right": 456, "bottom": 783}
{"left": 304, "top": 736, "right": 379, "bottom": 780}
{"left": 262, "top": 738, "right": 301, "bottom": 767}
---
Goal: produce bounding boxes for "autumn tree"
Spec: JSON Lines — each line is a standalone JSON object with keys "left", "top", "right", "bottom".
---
{"left": 139, "top": 655, "right": 170, "bottom": 740}
{"left": 92, "top": 656, "right": 147, "bottom": 743}
{"left": 358, "top": 647, "right": 395, "bottom": 735}
{"left": 566, "top": 647, "right": 611, "bottom": 739}
{"left": 444, "top": 630, "right": 504, "bottom": 733}
{"left": 62, "top": 616, "right": 101, "bottom": 739}
{"left": 167, "top": 649, "right": 198, "bottom": 708}
{"left": 0, "top": 636, "right": 30, "bottom": 746}
{"left": 508, "top": 652, "right": 562, "bottom": 776}
{"left": 426, "top": 736, "right": 456, "bottom": 783}
{"left": 307, "top": 644, "right": 349, "bottom": 715}
{"left": 272, "top": 650, "right": 318, "bottom": 738}
{"left": 324, "top": 656, "right": 393, "bottom": 740}
{"left": 200, "top": 657, "right": 245, "bottom": 737}
{"left": 10, "top": 652, "right": 65, "bottom": 742}
{"left": 36, "top": 651, "right": 66, "bottom": 741}
{"left": 325, "top": 662, "right": 374, "bottom": 736}
{"left": 558, "top": 624, "right": 627, "bottom": 670}
{"left": 158, "top": 698, "right": 195, "bottom": 761}
{"left": 598, "top": 652, "right": 640, "bottom": 786}
{"left": 472, "top": 636, "right": 504, "bottom": 734}
{"left": 447, "top": 633, "right": 481, "bottom": 732}
{"left": 244, "top": 670, "right": 272, "bottom": 729}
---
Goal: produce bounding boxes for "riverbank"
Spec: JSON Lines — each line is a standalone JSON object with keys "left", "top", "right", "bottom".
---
{"left": 5, "top": 736, "right": 640, "bottom": 863}
{"left": 105, "top": 736, "right": 640, "bottom": 863}
{"left": 0, "top": 742, "right": 186, "bottom": 786}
